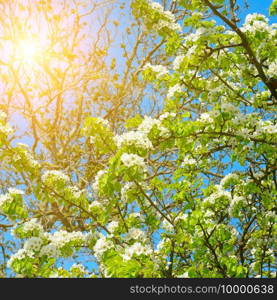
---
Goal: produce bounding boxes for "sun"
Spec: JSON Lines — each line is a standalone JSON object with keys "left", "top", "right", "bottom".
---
{"left": 16, "top": 38, "right": 42, "bottom": 64}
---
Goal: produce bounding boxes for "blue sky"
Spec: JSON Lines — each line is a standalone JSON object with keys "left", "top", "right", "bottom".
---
{"left": 240, "top": 0, "right": 275, "bottom": 17}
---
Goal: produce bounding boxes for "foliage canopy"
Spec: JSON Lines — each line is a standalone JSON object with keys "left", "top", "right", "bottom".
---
{"left": 0, "top": 0, "right": 276, "bottom": 278}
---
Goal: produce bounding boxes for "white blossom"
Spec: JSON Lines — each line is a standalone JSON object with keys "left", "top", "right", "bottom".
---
{"left": 229, "top": 196, "right": 246, "bottom": 216}
{"left": 150, "top": 1, "right": 163, "bottom": 12}
{"left": 107, "top": 221, "right": 119, "bottom": 233}
{"left": 184, "top": 27, "right": 208, "bottom": 43}
{"left": 143, "top": 63, "right": 169, "bottom": 78}
{"left": 173, "top": 55, "right": 185, "bottom": 70}
{"left": 14, "top": 147, "right": 40, "bottom": 169}
{"left": 92, "top": 170, "right": 107, "bottom": 194}
{"left": 122, "top": 242, "right": 152, "bottom": 261}
{"left": 39, "top": 244, "right": 61, "bottom": 258}
{"left": 121, "top": 182, "right": 135, "bottom": 202}
{"left": 8, "top": 188, "right": 24, "bottom": 195}
{"left": 159, "top": 112, "right": 176, "bottom": 120}
{"left": 182, "top": 156, "right": 196, "bottom": 166}
{"left": 220, "top": 173, "right": 240, "bottom": 188}
{"left": 114, "top": 131, "right": 153, "bottom": 150}
{"left": 8, "top": 249, "right": 34, "bottom": 267}
{"left": 177, "top": 272, "right": 189, "bottom": 278}
{"left": 129, "top": 212, "right": 145, "bottom": 222}
{"left": 198, "top": 112, "right": 213, "bottom": 123}
{"left": 266, "top": 60, "right": 277, "bottom": 78}
{"left": 153, "top": 19, "right": 181, "bottom": 32}
{"left": 66, "top": 186, "right": 84, "bottom": 201}
{"left": 89, "top": 201, "right": 102, "bottom": 210}
{"left": 238, "top": 128, "right": 251, "bottom": 138}
{"left": 221, "top": 102, "right": 239, "bottom": 114}
{"left": 42, "top": 170, "right": 69, "bottom": 186}
{"left": 245, "top": 13, "right": 269, "bottom": 25}
{"left": 167, "top": 84, "right": 183, "bottom": 99}
{"left": 20, "top": 219, "right": 44, "bottom": 235}
{"left": 70, "top": 263, "right": 87, "bottom": 274}
{"left": 204, "top": 185, "right": 231, "bottom": 204}
{"left": 148, "top": 2, "right": 182, "bottom": 33}
{"left": 253, "top": 120, "right": 277, "bottom": 136}
{"left": 49, "top": 230, "right": 84, "bottom": 248}
{"left": 24, "top": 237, "right": 43, "bottom": 252}
{"left": 162, "top": 219, "right": 174, "bottom": 231}
{"left": 242, "top": 14, "right": 271, "bottom": 34}
{"left": 93, "top": 236, "right": 113, "bottom": 259}
{"left": 138, "top": 116, "right": 170, "bottom": 138}
{"left": 121, "top": 153, "right": 146, "bottom": 170}
{"left": 0, "top": 193, "right": 12, "bottom": 210}
{"left": 125, "top": 228, "right": 147, "bottom": 241}
{"left": 175, "top": 213, "right": 188, "bottom": 223}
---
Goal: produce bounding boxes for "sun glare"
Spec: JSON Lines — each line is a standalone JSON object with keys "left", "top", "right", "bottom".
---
{"left": 16, "top": 38, "right": 41, "bottom": 64}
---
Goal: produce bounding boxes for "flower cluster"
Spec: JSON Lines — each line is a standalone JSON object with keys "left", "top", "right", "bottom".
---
{"left": 115, "top": 115, "right": 171, "bottom": 153}
{"left": 167, "top": 84, "right": 183, "bottom": 99}
{"left": 39, "top": 244, "right": 61, "bottom": 258}
{"left": 49, "top": 230, "right": 85, "bottom": 249}
{"left": 124, "top": 228, "right": 147, "bottom": 242}
{"left": 42, "top": 170, "right": 70, "bottom": 186}
{"left": 65, "top": 185, "right": 85, "bottom": 203}
{"left": 0, "top": 194, "right": 13, "bottom": 211}
{"left": 12, "top": 144, "right": 40, "bottom": 170}
{"left": 159, "top": 112, "right": 176, "bottom": 121}
{"left": 114, "top": 131, "right": 153, "bottom": 150}
{"left": 93, "top": 235, "right": 113, "bottom": 259}
{"left": 3, "top": 3, "right": 277, "bottom": 279}
{"left": 89, "top": 200, "right": 102, "bottom": 210}
{"left": 252, "top": 120, "right": 277, "bottom": 137}
{"left": 149, "top": 1, "right": 182, "bottom": 33}
{"left": 8, "top": 249, "right": 34, "bottom": 268}
{"left": 245, "top": 13, "right": 269, "bottom": 25}
{"left": 197, "top": 112, "right": 213, "bottom": 124}
{"left": 70, "top": 263, "right": 87, "bottom": 275}
{"left": 220, "top": 173, "right": 240, "bottom": 189}
{"left": 266, "top": 61, "right": 277, "bottom": 78}
{"left": 0, "top": 188, "right": 25, "bottom": 215}
{"left": 13, "top": 218, "right": 44, "bottom": 238}
{"left": 122, "top": 242, "right": 152, "bottom": 261}
{"left": 138, "top": 116, "right": 170, "bottom": 137}
{"left": 92, "top": 169, "right": 107, "bottom": 194}
{"left": 173, "top": 55, "right": 185, "bottom": 70}
{"left": 184, "top": 26, "right": 216, "bottom": 43}
{"left": 143, "top": 63, "right": 169, "bottom": 78}
{"left": 182, "top": 156, "right": 196, "bottom": 166}
{"left": 242, "top": 13, "right": 271, "bottom": 34}
{"left": 228, "top": 195, "right": 247, "bottom": 217}
{"left": 221, "top": 102, "right": 239, "bottom": 114}
{"left": 161, "top": 219, "right": 174, "bottom": 231}
{"left": 24, "top": 237, "right": 44, "bottom": 252}
{"left": 121, "top": 182, "right": 135, "bottom": 202}
{"left": 203, "top": 185, "right": 232, "bottom": 205}
{"left": 10, "top": 229, "right": 88, "bottom": 270}
{"left": 121, "top": 153, "right": 146, "bottom": 170}
{"left": 0, "top": 122, "right": 13, "bottom": 136}
{"left": 107, "top": 221, "right": 119, "bottom": 233}
{"left": 8, "top": 188, "right": 25, "bottom": 196}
